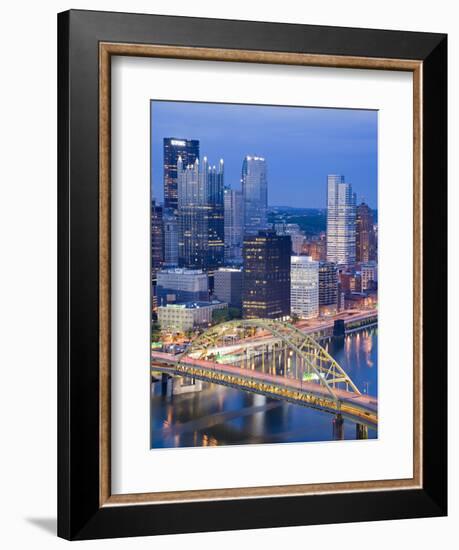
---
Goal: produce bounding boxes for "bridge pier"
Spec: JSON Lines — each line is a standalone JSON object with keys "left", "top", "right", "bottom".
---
{"left": 161, "top": 373, "right": 170, "bottom": 397}
{"left": 356, "top": 423, "right": 369, "bottom": 439}
{"left": 332, "top": 414, "right": 344, "bottom": 440}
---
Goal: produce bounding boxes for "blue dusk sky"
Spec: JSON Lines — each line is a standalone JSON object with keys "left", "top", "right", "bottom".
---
{"left": 151, "top": 101, "right": 378, "bottom": 209}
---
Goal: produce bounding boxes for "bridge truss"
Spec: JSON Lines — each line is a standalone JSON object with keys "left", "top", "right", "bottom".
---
{"left": 177, "top": 318, "right": 361, "bottom": 402}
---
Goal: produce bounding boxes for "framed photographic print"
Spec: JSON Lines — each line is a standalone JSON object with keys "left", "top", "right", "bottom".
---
{"left": 57, "top": 9, "right": 447, "bottom": 540}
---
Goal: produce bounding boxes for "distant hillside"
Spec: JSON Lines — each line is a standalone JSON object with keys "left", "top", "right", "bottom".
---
{"left": 268, "top": 206, "right": 378, "bottom": 236}
{"left": 268, "top": 207, "right": 326, "bottom": 236}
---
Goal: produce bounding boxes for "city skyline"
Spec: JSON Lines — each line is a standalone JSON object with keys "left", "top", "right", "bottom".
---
{"left": 150, "top": 101, "right": 378, "bottom": 448}
{"left": 151, "top": 100, "right": 378, "bottom": 209}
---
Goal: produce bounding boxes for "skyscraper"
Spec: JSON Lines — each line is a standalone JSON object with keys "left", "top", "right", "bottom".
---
{"left": 326, "top": 174, "right": 356, "bottom": 265}
{"left": 356, "top": 201, "right": 377, "bottom": 263}
{"left": 224, "top": 186, "right": 243, "bottom": 263}
{"left": 291, "top": 256, "right": 319, "bottom": 319}
{"left": 163, "top": 210, "right": 179, "bottom": 267}
{"left": 319, "top": 261, "right": 338, "bottom": 314}
{"left": 151, "top": 200, "right": 163, "bottom": 278}
{"left": 206, "top": 159, "right": 225, "bottom": 269}
{"left": 242, "top": 230, "right": 291, "bottom": 320}
{"left": 241, "top": 155, "right": 268, "bottom": 235}
{"left": 163, "top": 137, "right": 199, "bottom": 210}
{"left": 177, "top": 156, "right": 224, "bottom": 270}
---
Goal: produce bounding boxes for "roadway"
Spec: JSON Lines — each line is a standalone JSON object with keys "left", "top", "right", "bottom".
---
{"left": 152, "top": 351, "right": 378, "bottom": 429}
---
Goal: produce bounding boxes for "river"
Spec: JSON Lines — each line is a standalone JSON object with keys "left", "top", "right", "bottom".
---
{"left": 150, "top": 326, "right": 378, "bottom": 448}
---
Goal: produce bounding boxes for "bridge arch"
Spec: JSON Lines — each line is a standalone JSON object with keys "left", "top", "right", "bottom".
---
{"left": 178, "top": 318, "right": 361, "bottom": 401}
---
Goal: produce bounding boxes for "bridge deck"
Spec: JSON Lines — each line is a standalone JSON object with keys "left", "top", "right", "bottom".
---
{"left": 151, "top": 351, "right": 378, "bottom": 428}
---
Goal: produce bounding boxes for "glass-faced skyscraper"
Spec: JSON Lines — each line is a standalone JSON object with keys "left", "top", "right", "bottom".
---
{"left": 163, "top": 138, "right": 199, "bottom": 210}
{"left": 223, "top": 186, "right": 243, "bottom": 263}
{"left": 241, "top": 155, "right": 268, "bottom": 235}
{"left": 177, "top": 156, "right": 224, "bottom": 270}
{"left": 326, "top": 175, "right": 356, "bottom": 265}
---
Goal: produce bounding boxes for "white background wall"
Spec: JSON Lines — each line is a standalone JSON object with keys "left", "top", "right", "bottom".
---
{"left": 0, "top": 1, "right": 456, "bottom": 548}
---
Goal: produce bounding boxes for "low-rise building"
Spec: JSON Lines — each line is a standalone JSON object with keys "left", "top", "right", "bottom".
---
{"left": 156, "top": 268, "right": 209, "bottom": 306}
{"left": 213, "top": 267, "right": 243, "bottom": 309}
{"left": 158, "top": 300, "right": 227, "bottom": 332}
{"left": 361, "top": 261, "right": 378, "bottom": 291}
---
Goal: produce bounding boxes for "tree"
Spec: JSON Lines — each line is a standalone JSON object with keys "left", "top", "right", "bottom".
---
{"left": 290, "top": 313, "right": 300, "bottom": 324}
{"left": 228, "top": 307, "right": 242, "bottom": 320}
{"left": 151, "top": 321, "right": 161, "bottom": 342}
{"left": 212, "top": 308, "right": 230, "bottom": 324}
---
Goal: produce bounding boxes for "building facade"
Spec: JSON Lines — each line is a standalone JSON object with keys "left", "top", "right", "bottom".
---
{"left": 163, "top": 137, "right": 199, "bottom": 210}
{"left": 151, "top": 200, "right": 164, "bottom": 279}
{"left": 177, "top": 156, "right": 225, "bottom": 270}
{"left": 318, "top": 261, "right": 338, "bottom": 314}
{"left": 213, "top": 268, "right": 243, "bottom": 309}
{"left": 241, "top": 156, "right": 268, "bottom": 235}
{"left": 326, "top": 174, "right": 356, "bottom": 265}
{"left": 158, "top": 301, "right": 227, "bottom": 332}
{"left": 301, "top": 235, "right": 327, "bottom": 262}
{"left": 356, "top": 201, "right": 377, "bottom": 263}
{"left": 156, "top": 268, "right": 209, "bottom": 306}
{"left": 163, "top": 210, "right": 179, "bottom": 267}
{"left": 291, "top": 256, "right": 319, "bottom": 319}
{"left": 242, "top": 230, "right": 291, "bottom": 320}
{"left": 223, "top": 186, "right": 243, "bottom": 263}
{"left": 361, "top": 261, "right": 378, "bottom": 290}
{"left": 274, "top": 222, "right": 305, "bottom": 254}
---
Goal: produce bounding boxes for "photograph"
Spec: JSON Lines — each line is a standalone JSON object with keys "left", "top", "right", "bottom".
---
{"left": 150, "top": 100, "right": 379, "bottom": 448}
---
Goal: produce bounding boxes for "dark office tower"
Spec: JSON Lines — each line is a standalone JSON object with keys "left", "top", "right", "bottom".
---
{"left": 242, "top": 155, "right": 268, "bottom": 235}
{"left": 206, "top": 159, "right": 225, "bottom": 269}
{"left": 177, "top": 156, "right": 224, "bottom": 270}
{"left": 151, "top": 200, "right": 164, "bottom": 279}
{"left": 224, "top": 186, "right": 243, "bottom": 263}
{"left": 163, "top": 210, "right": 179, "bottom": 267}
{"left": 319, "top": 261, "right": 338, "bottom": 314}
{"left": 163, "top": 137, "right": 199, "bottom": 210}
{"left": 242, "top": 230, "right": 291, "bottom": 320}
{"left": 356, "top": 201, "right": 377, "bottom": 263}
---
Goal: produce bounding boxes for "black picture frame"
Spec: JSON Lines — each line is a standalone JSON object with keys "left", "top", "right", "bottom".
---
{"left": 58, "top": 9, "right": 447, "bottom": 540}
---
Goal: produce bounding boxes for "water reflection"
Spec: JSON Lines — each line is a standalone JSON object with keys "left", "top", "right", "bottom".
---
{"left": 151, "top": 327, "right": 378, "bottom": 448}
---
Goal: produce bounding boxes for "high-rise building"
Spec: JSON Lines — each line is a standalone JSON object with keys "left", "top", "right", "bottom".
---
{"left": 242, "top": 230, "right": 291, "bottom": 320}
{"left": 163, "top": 210, "right": 179, "bottom": 267}
{"left": 206, "top": 159, "right": 225, "bottom": 269}
{"left": 163, "top": 137, "right": 199, "bottom": 210}
{"left": 224, "top": 186, "right": 243, "bottom": 263}
{"left": 326, "top": 175, "right": 356, "bottom": 265}
{"left": 356, "top": 201, "right": 377, "bottom": 263}
{"left": 214, "top": 268, "right": 243, "bottom": 309}
{"left": 177, "top": 156, "right": 224, "bottom": 270}
{"left": 319, "top": 261, "right": 338, "bottom": 314}
{"left": 361, "top": 261, "right": 378, "bottom": 290}
{"left": 156, "top": 268, "right": 209, "bottom": 305}
{"left": 151, "top": 200, "right": 164, "bottom": 278}
{"left": 291, "top": 256, "right": 319, "bottom": 319}
{"left": 242, "top": 155, "right": 268, "bottom": 235}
